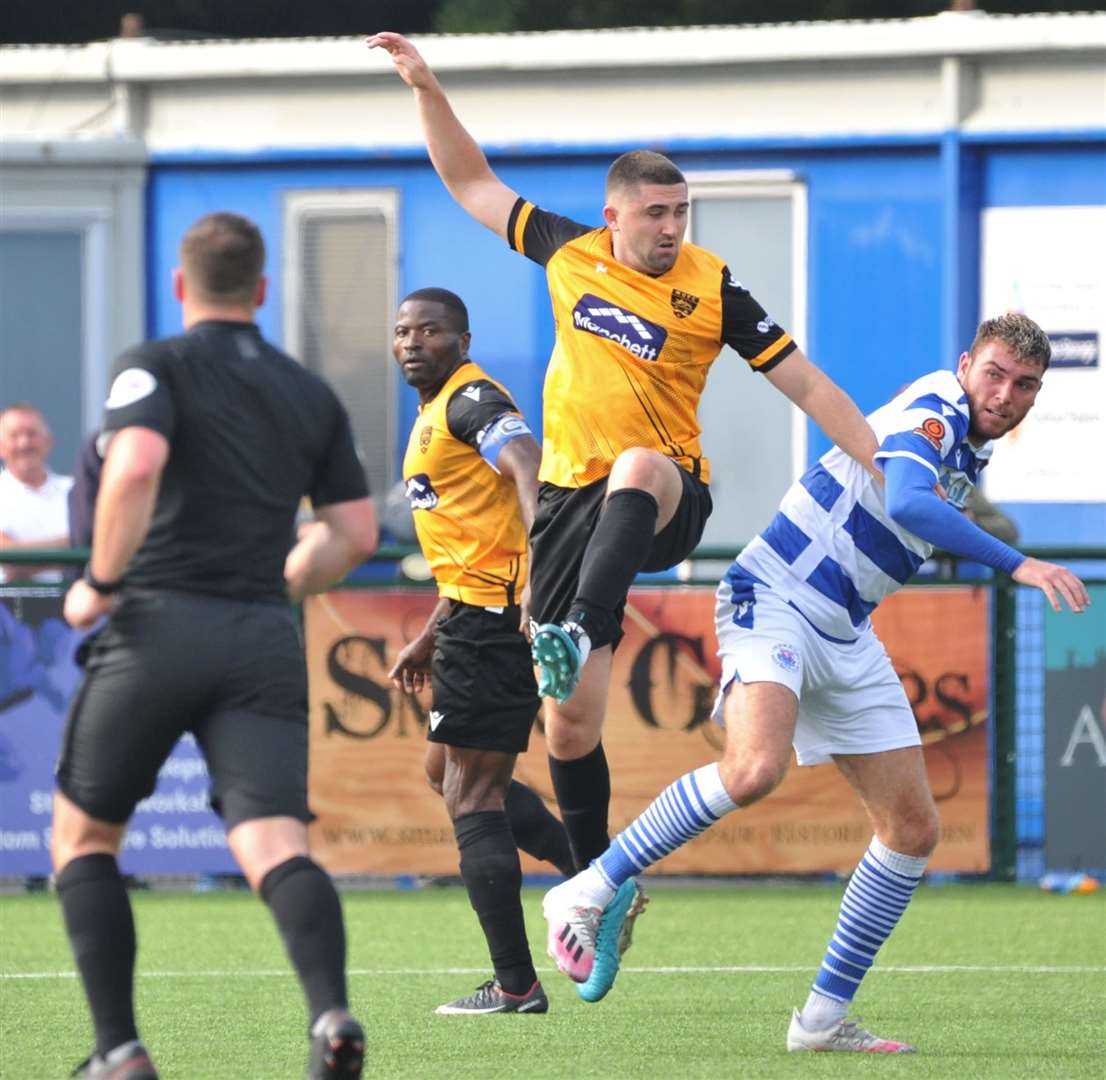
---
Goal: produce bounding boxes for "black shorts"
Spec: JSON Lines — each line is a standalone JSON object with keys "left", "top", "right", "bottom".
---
{"left": 56, "top": 589, "right": 311, "bottom": 830}
{"left": 528, "top": 462, "right": 713, "bottom": 642}
{"left": 429, "top": 601, "right": 540, "bottom": 754}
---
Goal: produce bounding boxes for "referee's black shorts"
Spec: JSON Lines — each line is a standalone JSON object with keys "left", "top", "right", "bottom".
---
{"left": 56, "top": 589, "right": 312, "bottom": 829}
{"left": 429, "top": 601, "right": 540, "bottom": 754}
{"left": 528, "top": 460, "right": 713, "bottom": 644}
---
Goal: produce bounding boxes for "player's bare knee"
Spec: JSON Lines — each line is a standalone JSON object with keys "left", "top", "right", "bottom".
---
{"left": 719, "top": 755, "right": 787, "bottom": 806}
{"left": 908, "top": 807, "right": 941, "bottom": 856}
{"left": 880, "top": 805, "right": 940, "bottom": 857}
{"left": 50, "top": 795, "right": 121, "bottom": 872}
{"left": 544, "top": 705, "right": 601, "bottom": 760}
{"left": 444, "top": 781, "right": 507, "bottom": 820}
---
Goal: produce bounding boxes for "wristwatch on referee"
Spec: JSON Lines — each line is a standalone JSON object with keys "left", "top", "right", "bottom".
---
{"left": 83, "top": 565, "right": 124, "bottom": 595}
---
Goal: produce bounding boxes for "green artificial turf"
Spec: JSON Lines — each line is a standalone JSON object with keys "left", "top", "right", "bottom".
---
{"left": 2, "top": 883, "right": 1103, "bottom": 1078}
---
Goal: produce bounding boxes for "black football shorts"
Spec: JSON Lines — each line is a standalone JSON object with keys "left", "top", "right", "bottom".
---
{"left": 56, "top": 589, "right": 312, "bottom": 829}
{"left": 428, "top": 601, "right": 540, "bottom": 754}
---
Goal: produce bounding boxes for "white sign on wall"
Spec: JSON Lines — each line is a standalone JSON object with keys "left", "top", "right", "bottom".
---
{"left": 980, "top": 205, "right": 1106, "bottom": 503}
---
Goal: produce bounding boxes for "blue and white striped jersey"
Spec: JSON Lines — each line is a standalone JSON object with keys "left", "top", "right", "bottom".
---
{"left": 730, "top": 370, "right": 993, "bottom": 642}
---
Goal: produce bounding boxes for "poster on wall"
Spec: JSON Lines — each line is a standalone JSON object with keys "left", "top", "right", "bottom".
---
{"left": 306, "top": 586, "right": 990, "bottom": 876}
{"left": 979, "top": 204, "right": 1106, "bottom": 502}
{"left": 0, "top": 590, "right": 237, "bottom": 877}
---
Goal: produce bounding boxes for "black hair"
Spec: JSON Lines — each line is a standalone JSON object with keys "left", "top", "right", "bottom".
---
{"left": 400, "top": 287, "right": 469, "bottom": 332}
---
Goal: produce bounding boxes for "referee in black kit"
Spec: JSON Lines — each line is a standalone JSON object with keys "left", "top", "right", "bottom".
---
{"left": 54, "top": 212, "right": 378, "bottom": 1080}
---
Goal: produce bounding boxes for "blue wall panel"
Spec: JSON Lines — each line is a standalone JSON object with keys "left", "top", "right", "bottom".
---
{"left": 149, "top": 146, "right": 946, "bottom": 473}
{"left": 981, "top": 143, "right": 1106, "bottom": 208}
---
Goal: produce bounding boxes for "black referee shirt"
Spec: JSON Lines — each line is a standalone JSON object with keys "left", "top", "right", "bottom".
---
{"left": 100, "top": 320, "right": 369, "bottom": 602}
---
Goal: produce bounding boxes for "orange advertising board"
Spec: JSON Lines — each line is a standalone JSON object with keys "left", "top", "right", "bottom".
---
{"left": 306, "top": 586, "right": 989, "bottom": 876}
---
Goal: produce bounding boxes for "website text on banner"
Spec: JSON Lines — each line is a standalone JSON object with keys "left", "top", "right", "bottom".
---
{"left": 0, "top": 590, "right": 237, "bottom": 877}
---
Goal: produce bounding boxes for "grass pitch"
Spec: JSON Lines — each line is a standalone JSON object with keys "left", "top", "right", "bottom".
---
{"left": 2, "top": 882, "right": 1103, "bottom": 1078}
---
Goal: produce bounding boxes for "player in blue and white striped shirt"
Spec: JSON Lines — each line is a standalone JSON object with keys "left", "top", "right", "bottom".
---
{"left": 541, "top": 312, "right": 1090, "bottom": 1051}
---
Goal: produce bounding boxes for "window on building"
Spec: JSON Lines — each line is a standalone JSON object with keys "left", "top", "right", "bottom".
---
{"left": 284, "top": 190, "right": 398, "bottom": 498}
{"left": 0, "top": 215, "right": 109, "bottom": 475}
{"left": 687, "top": 171, "right": 808, "bottom": 550}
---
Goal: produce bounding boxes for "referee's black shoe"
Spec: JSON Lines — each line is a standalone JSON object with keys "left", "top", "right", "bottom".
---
{"left": 306, "top": 1009, "right": 365, "bottom": 1078}
{"left": 71, "top": 1040, "right": 158, "bottom": 1079}
{"left": 435, "top": 978, "right": 549, "bottom": 1015}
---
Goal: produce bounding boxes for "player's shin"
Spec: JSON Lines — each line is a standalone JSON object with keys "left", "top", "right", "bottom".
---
{"left": 455, "top": 810, "right": 537, "bottom": 995}
{"left": 800, "top": 837, "right": 928, "bottom": 1030}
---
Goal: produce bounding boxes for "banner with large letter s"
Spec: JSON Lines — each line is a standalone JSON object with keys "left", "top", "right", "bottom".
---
{"left": 306, "top": 586, "right": 990, "bottom": 875}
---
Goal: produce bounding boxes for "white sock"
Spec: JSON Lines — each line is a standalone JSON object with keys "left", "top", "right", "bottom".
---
{"left": 800, "top": 989, "right": 848, "bottom": 1030}
{"left": 566, "top": 863, "right": 615, "bottom": 909}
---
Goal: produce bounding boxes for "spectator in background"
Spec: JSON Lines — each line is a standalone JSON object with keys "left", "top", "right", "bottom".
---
{"left": 0, "top": 403, "right": 73, "bottom": 583}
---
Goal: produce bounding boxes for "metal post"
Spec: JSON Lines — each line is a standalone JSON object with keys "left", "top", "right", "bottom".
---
{"left": 990, "top": 577, "right": 1018, "bottom": 880}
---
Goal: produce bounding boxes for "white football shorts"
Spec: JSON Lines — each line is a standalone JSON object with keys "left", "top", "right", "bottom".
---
{"left": 712, "top": 576, "right": 920, "bottom": 766}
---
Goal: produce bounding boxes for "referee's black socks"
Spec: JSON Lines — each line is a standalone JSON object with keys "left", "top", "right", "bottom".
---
{"left": 56, "top": 853, "right": 139, "bottom": 1058}
{"left": 568, "top": 487, "right": 658, "bottom": 649}
{"left": 453, "top": 810, "right": 537, "bottom": 995}
{"left": 260, "top": 856, "right": 348, "bottom": 1028}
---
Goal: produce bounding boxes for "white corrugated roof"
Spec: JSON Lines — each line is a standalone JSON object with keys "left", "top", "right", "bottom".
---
{"left": 2, "top": 12, "right": 1104, "bottom": 84}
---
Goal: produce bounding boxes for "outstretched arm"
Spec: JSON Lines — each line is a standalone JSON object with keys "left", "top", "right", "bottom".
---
{"left": 883, "top": 456, "right": 1089, "bottom": 613}
{"left": 764, "top": 349, "right": 881, "bottom": 481}
{"left": 367, "top": 32, "right": 519, "bottom": 239}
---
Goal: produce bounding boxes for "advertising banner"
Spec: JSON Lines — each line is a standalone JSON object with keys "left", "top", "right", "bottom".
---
{"left": 0, "top": 589, "right": 237, "bottom": 877}
{"left": 306, "top": 586, "right": 990, "bottom": 876}
{"left": 980, "top": 204, "right": 1106, "bottom": 503}
{"left": 1044, "top": 585, "right": 1106, "bottom": 871}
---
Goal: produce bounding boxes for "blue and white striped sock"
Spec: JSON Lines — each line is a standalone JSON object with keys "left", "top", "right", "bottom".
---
{"left": 594, "top": 764, "right": 738, "bottom": 890}
{"left": 801, "top": 837, "right": 928, "bottom": 1030}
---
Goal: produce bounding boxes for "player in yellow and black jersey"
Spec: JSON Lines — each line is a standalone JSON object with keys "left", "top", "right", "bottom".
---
{"left": 386, "top": 288, "right": 560, "bottom": 1016}
{"left": 369, "top": 34, "right": 881, "bottom": 971}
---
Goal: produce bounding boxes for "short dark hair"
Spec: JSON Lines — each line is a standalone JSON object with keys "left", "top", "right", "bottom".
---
{"left": 400, "top": 287, "right": 469, "bottom": 333}
{"left": 180, "top": 212, "right": 265, "bottom": 304}
{"left": 971, "top": 312, "right": 1051, "bottom": 371}
{"left": 606, "top": 150, "right": 686, "bottom": 196}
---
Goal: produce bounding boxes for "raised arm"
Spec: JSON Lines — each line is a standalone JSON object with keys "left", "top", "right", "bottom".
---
{"left": 764, "top": 349, "right": 881, "bottom": 481}
{"left": 367, "top": 32, "right": 519, "bottom": 239}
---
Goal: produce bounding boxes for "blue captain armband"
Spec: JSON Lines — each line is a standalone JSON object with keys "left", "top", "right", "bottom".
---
{"left": 478, "top": 413, "right": 533, "bottom": 471}
{"left": 882, "top": 456, "right": 1024, "bottom": 575}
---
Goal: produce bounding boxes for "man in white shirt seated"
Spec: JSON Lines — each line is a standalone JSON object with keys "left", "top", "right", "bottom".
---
{"left": 0, "top": 403, "right": 74, "bottom": 583}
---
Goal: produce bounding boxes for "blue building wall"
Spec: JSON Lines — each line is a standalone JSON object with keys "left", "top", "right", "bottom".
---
{"left": 148, "top": 133, "right": 1105, "bottom": 544}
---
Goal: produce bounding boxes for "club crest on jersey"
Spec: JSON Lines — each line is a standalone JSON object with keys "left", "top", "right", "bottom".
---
{"left": 670, "top": 289, "right": 700, "bottom": 319}
{"left": 571, "top": 293, "right": 667, "bottom": 361}
{"left": 404, "top": 473, "right": 439, "bottom": 510}
{"left": 913, "top": 418, "right": 946, "bottom": 452}
{"left": 771, "top": 643, "right": 800, "bottom": 673}
{"left": 418, "top": 425, "right": 433, "bottom": 453}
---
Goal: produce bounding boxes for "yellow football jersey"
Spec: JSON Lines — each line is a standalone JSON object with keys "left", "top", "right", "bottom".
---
{"left": 401, "top": 361, "right": 530, "bottom": 607}
{"left": 508, "top": 198, "right": 796, "bottom": 487}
